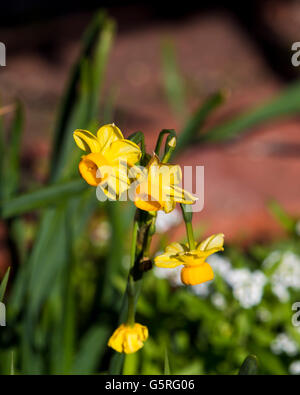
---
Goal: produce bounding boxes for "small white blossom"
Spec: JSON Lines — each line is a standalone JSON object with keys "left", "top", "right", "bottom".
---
{"left": 227, "top": 268, "right": 267, "bottom": 309}
{"left": 207, "top": 254, "right": 232, "bottom": 282}
{"left": 270, "top": 252, "right": 300, "bottom": 301}
{"left": 190, "top": 281, "right": 211, "bottom": 297}
{"left": 153, "top": 265, "right": 182, "bottom": 287}
{"left": 263, "top": 250, "right": 282, "bottom": 268}
{"left": 155, "top": 209, "right": 181, "bottom": 233}
{"left": 272, "top": 282, "right": 289, "bottom": 302}
{"left": 289, "top": 360, "right": 300, "bottom": 374}
{"left": 271, "top": 333, "right": 298, "bottom": 356}
{"left": 211, "top": 292, "right": 226, "bottom": 309}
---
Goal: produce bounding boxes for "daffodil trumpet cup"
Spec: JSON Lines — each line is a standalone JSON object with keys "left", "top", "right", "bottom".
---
{"left": 154, "top": 232, "right": 224, "bottom": 286}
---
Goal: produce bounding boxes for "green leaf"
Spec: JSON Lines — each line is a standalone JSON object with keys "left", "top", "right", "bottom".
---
{"left": 238, "top": 355, "right": 258, "bottom": 375}
{"left": 1, "top": 179, "right": 88, "bottom": 218}
{"left": 72, "top": 325, "right": 110, "bottom": 374}
{"left": 6, "top": 12, "right": 115, "bottom": 375}
{"left": 90, "top": 17, "right": 115, "bottom": 120}
{"left": 51, "top": 13, "right": 115, "bottom": 182}
{"left": 161, "top": 39, "right": 187, "bottom": 119}
{"left": 164, "top": 348, "right": 171, "bottom": 375}
{"left": 2, "top": 101, "right": 23, "bottom": 200}
{"left": 0, "top": 266, "right": 10, "bottom": 302}
{"left": 268, "top": 200, "right": 296, "bottom": 233}
{"left": 109, "top": 352, "right": 125, "bottom": 375}
{"left": 10, "top": 351, "right": 15, "bottom": 375}
{"left": 128, "top": 131, "right": 146, "bottom": 156}
{"left": 201, "top": 80, "right": 300, "bottom": 142}
{"left": 50, "top": 11, "right": 107, "bottom": 179}
{"left": 175, "top": 91, "right": 224, "bottom": 154}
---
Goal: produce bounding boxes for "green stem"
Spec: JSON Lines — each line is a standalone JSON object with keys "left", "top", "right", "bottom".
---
{"left": 180, "top": 204, "right": 195, "bottom": 250}
{"left": 185, "top": 221, "right": 195, "bottom": 250}
{"left": 109, "top": 210, "right": 156, "bottom": 374}
{"left": 126, "top": 220, "right": 138, "bottom": 326}
{"left": 161, "top": 137, "right": 176, "bottom": 163}
{"left": 161, "top": 149, "right": 173, "bottom": 164}
{"left": 130, "top": 221, "right": 138, "bottom": 268}
{"left": 143, "top": 214, "right": 156, "bottom": 257}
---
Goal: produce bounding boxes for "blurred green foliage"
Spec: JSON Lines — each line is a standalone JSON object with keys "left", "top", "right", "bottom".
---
{"left": 0, "top": 11, "right": 300, "bottom": 375}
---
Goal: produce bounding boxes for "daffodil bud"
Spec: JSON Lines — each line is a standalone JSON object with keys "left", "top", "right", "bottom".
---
{"left": 168, "top": 136, "right": 176, "bottom": 148}
{"left": 108, "top": 323, "right": 148, "bottom": 354}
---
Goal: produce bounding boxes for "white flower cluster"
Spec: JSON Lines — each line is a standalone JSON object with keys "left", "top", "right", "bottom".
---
{"left": 289, "top": 360, "right": 300, "bottom": 374}
{"left": 264, "top": 251, "right": 300, "bottom": 302}
{"left": 154, "top": 252, "right": 268, "bottom": 309}
{"left": 208, "top": 255, "right": 232, "bottom": 282}
{"left": 271, "top": 333, "right": 298, "bottom": 356}
{"left": 153, "top": 264, "right": 182, "bottom": 287}
{"left": 207, "top": 255, "right": 267, "bottom": 309}
{"left": 226, "top": 268, "right": 267, "bottom": 309}
{"left": 155, "top": 209, "right": 181, "bottom": 233}
{"left": 191, "top": 282, "right": 211, "bottom": 297}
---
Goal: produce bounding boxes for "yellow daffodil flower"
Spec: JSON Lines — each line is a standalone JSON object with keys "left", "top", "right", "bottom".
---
{"left": 155, "top": 233, "right": 224, "bottom": 285}
{"left": 73, "top": 123, "right": 141, "bottom": 199}
{"left": 133, "top": 155, "right": 197, "bottom": 213}
{"left": 108, "top": 323, "right": 148, "bottom": 354}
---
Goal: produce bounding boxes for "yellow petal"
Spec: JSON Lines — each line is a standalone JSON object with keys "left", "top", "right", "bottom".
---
{"left": 124, "top": 333, "right": 143, "bottom": 354}
{"left": 154, "top": 253, "right": 182, "bottom": 268}
{"left": 96, "top": 123, "right": 123, "bottom": 152}
{"left": 165, "top": 242, "right": 185, "bottom": 254}
{"left": 134, "top": 196, "right": 162, "bottom": 212}
{"left": 107, "top": 139, "right": 142, "bottom": 166}
{"left": 100, "top": 168, "right": 131, "bottom": 200}
{"left": 108, "top": 323, "right": 148, "bottom": 354}
{"left": 147, "top": 154, "right": 160, "bottom": 169}
{"left": 166, "top": 164, "right": 182, "bottom": 186}
{"left": 167, "top": 185, "right": 198, "bottom": 204}
{"left": 163, "top": 199, "right": 176, "bottom": 213}
{"left": 197, "top": 233, "right": 224, "bottom": 252}
{"left": 73, "top": 129, "right": 101, "bottom": 153}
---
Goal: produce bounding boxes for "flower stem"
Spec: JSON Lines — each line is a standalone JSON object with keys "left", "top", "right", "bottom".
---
{"left": 109, "top": 210, "right": 156, "bottom": 374}
{"left": 180, "top": 204, "right": 195, "bottom": 250}
{"left": 185, "top": 221, "right": 195, "bottom": 250}
{"left": 126, "top": 220, "right": 138, "bottom": 326}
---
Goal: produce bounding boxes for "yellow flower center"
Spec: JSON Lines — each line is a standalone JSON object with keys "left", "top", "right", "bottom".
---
{"left": 78, "top": 152, "right": 109, "bottom": 186}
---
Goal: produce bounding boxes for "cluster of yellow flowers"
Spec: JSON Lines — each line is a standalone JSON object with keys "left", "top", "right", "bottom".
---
{"left": 74, "top": 123, "right": 224, "bottom": 355}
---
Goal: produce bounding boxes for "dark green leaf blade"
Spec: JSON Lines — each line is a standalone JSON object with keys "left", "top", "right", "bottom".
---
{"left": 175, "top": 91, "right": 225, "bottom": 154}
{"left": 238, "top": 355, "right": 258, "bottom": 375}
{"left": 201, "top": 80, "right": 300, "bottom": 142}
{"left": 0, "top": 266, "right": 10, "bottom": 302}
{"left": 1, "top": 179, "right": 88, "bottom": 218}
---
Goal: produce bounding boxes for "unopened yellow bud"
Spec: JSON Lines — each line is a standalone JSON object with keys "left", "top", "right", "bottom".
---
{"left": 168, "top": 136, "right": 176, "bottom": 148}
{"left": 108, "top": 323, "right": 148, "bottom": 354}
